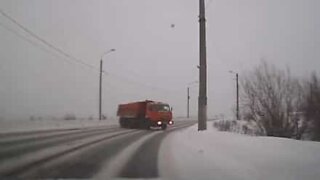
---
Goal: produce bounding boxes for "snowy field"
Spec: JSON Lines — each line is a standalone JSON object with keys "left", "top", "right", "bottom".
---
{"left": 0, "top": 118, "right": 119, "bottom": 133}
{"left": 160, "top": 121, "right": 320, "bottom": 180}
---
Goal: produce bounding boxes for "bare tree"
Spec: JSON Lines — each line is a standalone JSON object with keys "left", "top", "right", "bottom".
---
{"left": 303, "top": 73, "right": 320, "bottom": 140}
{"left": 241, "top": 62, "right": 302, "bottom": 137}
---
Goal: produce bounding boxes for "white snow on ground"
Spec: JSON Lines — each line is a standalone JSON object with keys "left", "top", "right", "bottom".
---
{"left": 0, "top": 119, "right": 119, "bottom": 133}
{"left": 160, "top": 121, "right": 320, "bottom": 180}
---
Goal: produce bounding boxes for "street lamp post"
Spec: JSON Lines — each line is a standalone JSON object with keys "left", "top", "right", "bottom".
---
{"left": 229, "top": 71, "right": 239, "bottom": 120}
{"left": 187, "top": 81, "right": 199, "bottom": 119}
{"left": 99, "top": 49, "right": 115, "bottom": 120}
{"left": 187, "top": 87, "right": 190, "bottom": 118}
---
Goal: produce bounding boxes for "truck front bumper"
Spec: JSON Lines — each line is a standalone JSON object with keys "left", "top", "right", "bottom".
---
{"left": 153, "top": 120, "right": 174, "bottom": 126}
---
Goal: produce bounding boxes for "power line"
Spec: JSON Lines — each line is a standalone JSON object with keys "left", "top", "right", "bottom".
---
{"left": 0, "top": 9, "right": 99, "bottom": 72}
{"left": 0, "top": 9, "right": 180, "bottom": 95}
{"left": 0, "top": 22, "right": 98, "bottom": 73}
{"left": 0, "top": 20, "right": 176, "bottom": 94}
{"left": 106, "top": 72, "right": 179, "bottom": 94}
{"left": 0, "top": 21, "right": 175, "bottom": 94}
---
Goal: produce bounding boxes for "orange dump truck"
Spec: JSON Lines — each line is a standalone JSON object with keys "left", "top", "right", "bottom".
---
{"left": 117, "top": 100, "right": 173, "bottom": 130}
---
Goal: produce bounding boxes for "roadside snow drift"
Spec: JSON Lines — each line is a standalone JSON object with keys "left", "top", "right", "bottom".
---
{"left": 160, "top": 121, "right": 320, "bottom": 180}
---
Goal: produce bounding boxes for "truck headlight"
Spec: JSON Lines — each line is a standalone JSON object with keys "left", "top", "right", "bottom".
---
{"left": 157, "top": 121, "right": 162, "bottom": 125}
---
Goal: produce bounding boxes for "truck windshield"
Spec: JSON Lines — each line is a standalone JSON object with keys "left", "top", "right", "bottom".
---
{"left": 151, "top": 104, "right": 170, "bottom": 112}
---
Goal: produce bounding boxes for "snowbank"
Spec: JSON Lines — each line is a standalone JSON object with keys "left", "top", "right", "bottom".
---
{"left": 0, "top": 118, "right": 118, "bottom": 133}
{"left": 213, "top": 119, "right": 264, "bottom": 136}
{"left": 160, "top": 121, "right": 320, "bottom": 180}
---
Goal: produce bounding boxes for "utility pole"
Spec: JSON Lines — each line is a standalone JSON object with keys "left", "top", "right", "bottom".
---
{"left": 198, "top": 0, "right": 207, "bottom": 130}
{"left": 236, "top": 73, "right": 239, "bottom": 120}
{"left": 187, "top": 87, "right": 190, "bottom": 118}
{"left": 99, "top": 49, "right": 115, "bottom": 121}
{"left": 229, "top": 71, "right": 240, "bottom": 120}
{"left": 187, "top": 81, "right": 198, "bottom": 119}
{"left": 99, "top": 59, "right": 103, "bottom": 120}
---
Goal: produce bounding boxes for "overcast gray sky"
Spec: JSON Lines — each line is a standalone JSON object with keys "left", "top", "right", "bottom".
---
{"left": 0, "top": 0, "right": 320, "bottom": 120}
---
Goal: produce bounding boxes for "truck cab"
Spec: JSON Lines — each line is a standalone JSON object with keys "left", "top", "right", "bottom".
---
{"left": 146, "top": 102, "right": 173, "bottom": 129}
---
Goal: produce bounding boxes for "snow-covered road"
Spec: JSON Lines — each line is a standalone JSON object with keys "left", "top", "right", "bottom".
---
{"left": 161, "top": 121, "right": 320, "bottom": 180}
{"left": 0, "top": 120, "right": 195, "bottom": 179}
{"left": 1, "top": 119, "right": 319, "bottom": 179}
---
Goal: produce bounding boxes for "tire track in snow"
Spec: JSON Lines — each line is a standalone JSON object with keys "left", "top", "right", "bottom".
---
{"left": 19, "top": 130, "right": 151, "bottom": 179}
{"left": 0, "top": 125, "right": 118, "bottom": 145}
{"left": 0, "top": 129, "right": 137, "bottom": 178}
{"left": 117, "top": 121, "right": 196, "bottom": 178}
{"left": 0, "top": 126, "right": 122, "bottom": 161}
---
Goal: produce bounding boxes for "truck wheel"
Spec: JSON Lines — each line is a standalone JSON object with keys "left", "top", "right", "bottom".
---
{"left": 142, "top": 119, "right": 150, "bottom": 130}
{"left": 161, "top": 124, "right": 167, "bottom": 130}
{"left": 145, "top": 124, "right": 150, "bottom": 130}
{"left": 128, "top": 119, "right": 135, "bottom": 129}
{"left": 127, "top": 120, "right": 131, "bottom": 129}
{"left": 119, "top": 118, "right": 125, "bottom": 128}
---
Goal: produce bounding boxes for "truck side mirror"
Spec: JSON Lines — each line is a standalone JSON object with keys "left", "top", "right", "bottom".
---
{"left": 170, "top": 107, "right": 173, "bottom": 111}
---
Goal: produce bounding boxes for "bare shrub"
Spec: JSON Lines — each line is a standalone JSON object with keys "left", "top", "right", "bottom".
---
{"left": 101, "top": 114, "right": 107, "bottom": 120}
{"left": 213, "top": 119, "right": 264, "bottom": 136}
{"left": 30, "top": 116, "right": 35, "bottom": 121}
{"left": 241, "top": 62, "right": 303, "bottom": 137}
{"left": 213, "top": 120, "right": 233, "bottom": 131}
{"left": 64, "top": 113, "right": 77, "bottom": 120}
